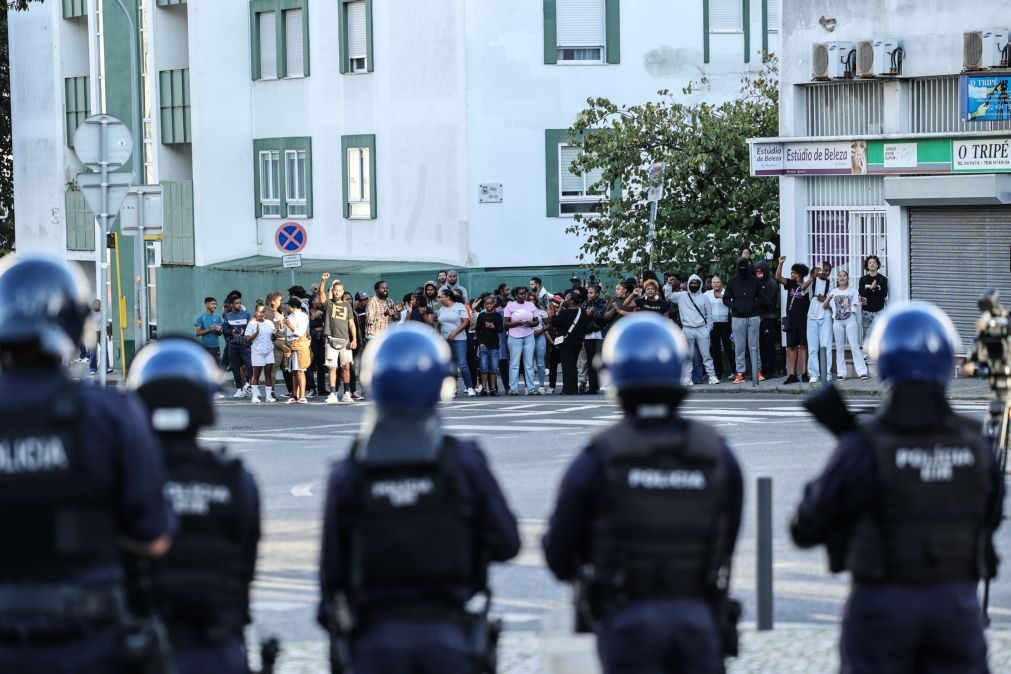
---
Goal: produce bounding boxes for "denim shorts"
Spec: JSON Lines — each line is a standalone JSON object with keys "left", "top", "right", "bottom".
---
{"left": 478, "top": 346, "right": 500, "bottom": 374}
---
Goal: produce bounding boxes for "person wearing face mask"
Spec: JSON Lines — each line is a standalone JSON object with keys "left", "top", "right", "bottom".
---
{"left": 754, "top": 260, "right": 780, "bottom": 380}
{"left": 666, "top": 275, "right": 719, "bottom": 386}
{"left": 704, "top": 276, "right": 734, "bottom": 380}
{"left": 722, "top": 258, "right": 763, "bottom": 384}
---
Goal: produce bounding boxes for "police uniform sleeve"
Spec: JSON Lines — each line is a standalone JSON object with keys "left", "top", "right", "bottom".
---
{"left": 790, "top": 432, "right": 876, "bottom": 549}
{"left": 542, "top": 448, "right": 605, "bottom": 582}
{"left": 318, "top": 459, "right": 354, "bottom": 624}
{"left": 113, "top": 392, "right": 176, "bottom": 543}
{"left": 462, "top": 445, "right": 521, "bottom": 563}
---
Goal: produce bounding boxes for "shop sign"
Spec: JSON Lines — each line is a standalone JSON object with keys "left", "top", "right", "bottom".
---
{"left": 750, "top": 141, "right": 866, "bottom": 176}
{"left": 960, "top": 75, "right": 1011, "bottom": 123}
{"left": 952, "top": 138, "right": 1011, "bottom": 172}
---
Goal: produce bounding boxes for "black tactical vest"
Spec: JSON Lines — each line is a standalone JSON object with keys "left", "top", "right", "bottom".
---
{"left": 591, "top": 418, "right": 726, "bottom": 598}
{"left": 149, "top": 440, "right": 249, "bottom": 626}
{"left": 846, "top": 415, "right": 991, "bottom": 584}
{"left": 0, "top": 382, "right": 119, "bottom": 581}
{"left": 349, "top": 438, "right": 479, "bottom": 602}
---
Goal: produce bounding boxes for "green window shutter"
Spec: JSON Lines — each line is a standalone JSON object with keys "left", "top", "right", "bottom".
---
{"left": 251, "top": 0, "right": 309, "bottom": 80}
{"left": 341, "top": 134, "right": 377, "bottom": 219}
{"left": 543, "top": 0, "right": 557, "bottom": 65}
{"left": 249, "top": 4, "right": 262, "bottom": 80}
{"left": 703, "top": 0, "right": 710, "bottom": 64}
{"left": 63, "top": 0, "right": 87, "bottom": 18}
{"left": 160, "top": 181, "right": 195, "bottom": 265}
{"left": 338, "top": 0, "right": 349, "bottom": 74}
{"left": 159, "top": 69, "right": 190, "bottom": 144}
{"left": 365, "top": 0, "right": 374, "bottom": 73}
{"left": 64, "top": 76, "right": 90, "bottom": 147}
{"left": 743, "top": 0, "right": 750, "bottom": 63}
{"left": 604, "top": 0, "right": 620, "bottom": 64}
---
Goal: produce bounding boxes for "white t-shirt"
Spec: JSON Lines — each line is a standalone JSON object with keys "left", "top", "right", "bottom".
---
{"left": 245, "top": 319, "right": 274, "bottom": 355}
{"left": 826, "top": 286, "right": 861, "bottom": 322}
{"left": 703, "top": 290, "right": 730, "bottom": 323}
{"left": 807, "top": 277, "right": 833, "bottom": 321}
{"left": 285, "top": 309, "right": 309, "bottom": 341}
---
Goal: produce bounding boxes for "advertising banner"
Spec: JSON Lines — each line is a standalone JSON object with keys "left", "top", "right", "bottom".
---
{"left": 960, "top": 75, "right": 1011, "bottom": 123}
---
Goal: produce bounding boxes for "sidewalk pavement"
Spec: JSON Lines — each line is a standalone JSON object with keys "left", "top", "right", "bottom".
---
{"left": 689, "top": 372, "right": 993, "bottom": 400}
{"left": 253, "top": 624, "right": 1011, "bottom": 674}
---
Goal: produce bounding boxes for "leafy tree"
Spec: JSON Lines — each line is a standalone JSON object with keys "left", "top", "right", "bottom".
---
{"left": 567, "top": 60, "right": 779, "bottom": 279}
{"left": 1, "top": 1, "right": 45, "bottom": 255}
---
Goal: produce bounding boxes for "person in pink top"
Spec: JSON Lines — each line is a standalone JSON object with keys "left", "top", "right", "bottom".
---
{"left": 503, "top": 287, "right": 541, "bottom": 395}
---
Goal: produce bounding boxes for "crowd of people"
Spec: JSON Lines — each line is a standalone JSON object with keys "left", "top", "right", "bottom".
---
{"left": 194, "top": 253, "right": 890, "bottom": 402}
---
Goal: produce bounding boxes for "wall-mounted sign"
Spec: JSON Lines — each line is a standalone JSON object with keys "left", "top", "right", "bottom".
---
{"left": 750, "top": 136, "right": 1011, "bottom": 177}
{"left": 479, "top": 183, "right": 503, "bottom": 203}
{"left": 960, "top": 75, "right": 1011, "bottom": 123}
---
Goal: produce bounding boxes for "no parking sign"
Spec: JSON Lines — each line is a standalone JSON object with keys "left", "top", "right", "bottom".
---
{"left": 275, "top": 222, "right": 307, "bottom": 254}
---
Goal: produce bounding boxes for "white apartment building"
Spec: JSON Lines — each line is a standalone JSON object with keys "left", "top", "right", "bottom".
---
{"left": 10, "top": 0, "right": 778, "bottom": 348}
{"left": 752, "top": 0, "right": 1011, "bottom": 345}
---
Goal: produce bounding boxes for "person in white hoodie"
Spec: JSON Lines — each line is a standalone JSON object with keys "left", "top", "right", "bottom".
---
{"left": 665, "top": 274, "right": 720, "bottom": 385}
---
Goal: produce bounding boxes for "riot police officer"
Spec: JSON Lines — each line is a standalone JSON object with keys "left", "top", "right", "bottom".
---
{"left": 318, "top": 322, "right": 520, "bottom": 674}
{"left": 791, "top": 302, "right": 1002, "bottom": 674}
{"left": 543, "top": 312, "right": 744, "bottom": 674}
{"left": 0, "top": 252, "right": 175, "bottom": 673}
{"left": 126, "top": 338, "right": 262, "bottom": 673}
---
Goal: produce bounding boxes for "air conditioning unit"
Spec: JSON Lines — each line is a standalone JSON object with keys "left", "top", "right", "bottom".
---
{"left": 812, "top": 41, "right": 855, "bottom": 80}
{"left": 963, "top": 29, "right": 1011, "bottom": 70}
{"left": 856, "top": 38, "right": 903, "bottom": 77}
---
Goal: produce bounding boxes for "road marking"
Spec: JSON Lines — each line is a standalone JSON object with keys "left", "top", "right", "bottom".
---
{"left": 290, "top": 482, "right": 317, "bottom": 497}
{"left": 525, "top": 419, "right": 612, "bottom": 427}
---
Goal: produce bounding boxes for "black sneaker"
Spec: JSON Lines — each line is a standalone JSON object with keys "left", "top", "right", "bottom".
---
{"left": 783, "top": 375, "right": 799, "bottom": 385}
{"left": 801, "top": 373, "right": 810, "bottom": 383}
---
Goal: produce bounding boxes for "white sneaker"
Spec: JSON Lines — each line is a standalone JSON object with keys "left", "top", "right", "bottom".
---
{"left": 466, "top": 388, "right": 477, "bottom": 397}
{"left": 232, "top": 389, "right": 246, "bottom": 399}
{"left": 341, "top": 392, "right": 353, "bottom": 403}
{"left": 474, "top": 384, "right": 483, "bottom": 394}
{"left": 213, "top": 392, "right": 225, "bottom": 400}
{"left": 250, "top": 395, "right": 261, "bottom": 404}
{"left": 242, "top": 383, "right": 251, "bottom": 394}
{"left": 306, "top": 390, "right": 317, "bottom": 399}
{"left": 685, "top": 381, "right": 694, "bottom": 387}
{"left": 265, "top": 392, "right": 277, "bottom": 403}
{"left": 537, "top": 387, "right": 546, "bottom": 395}
{"left": 326, "top": 392, "right": 340, "bottom": 404}
{"left": 708, "top": 375, "right": 720, "bottom": 385}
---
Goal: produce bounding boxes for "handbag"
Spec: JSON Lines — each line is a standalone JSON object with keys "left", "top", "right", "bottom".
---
{"left": 553, "top": 308, "right": 582, "bottom": 346}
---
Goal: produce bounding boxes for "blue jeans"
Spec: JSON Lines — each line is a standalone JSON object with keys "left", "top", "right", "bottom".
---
{"left": 448, "top": 339, "right": 473, "bottom": 390}
{"left": 478, "top": 346, "right": 500, "bottom": 374}
{"left": 508, "top": 334, "right": 536, "bottom": 392}
{"left": 533, "top": 333, "right": 547, "bottom": 387}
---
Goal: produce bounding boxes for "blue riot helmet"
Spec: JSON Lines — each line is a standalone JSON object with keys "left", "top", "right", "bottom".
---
{"left": 125, "top": 338, "right": 222, "bottom": 433}
{"left": 361, "top": 322, "right": 454, "bottom": 411}
{"left": 601, "top": 312, "right": 688, "bottom": 394}
{"left": 868, "top": 301, "right": 961, "bottom": 386}
{"left": 0, "top": 252, "right": 93, "bottom": 361}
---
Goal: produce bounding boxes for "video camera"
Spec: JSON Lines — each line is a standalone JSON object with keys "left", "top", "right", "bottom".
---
{"left": 967, "top": 288, "right": 1011, "bottom": 383}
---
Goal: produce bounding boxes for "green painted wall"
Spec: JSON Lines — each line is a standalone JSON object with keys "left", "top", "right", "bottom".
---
{"left": 154, "top": 265, "right": 594, "bottom": 339}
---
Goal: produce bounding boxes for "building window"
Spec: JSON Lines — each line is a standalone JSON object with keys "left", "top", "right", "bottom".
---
{"left": 64, "top": 76, "right": 91, "bottom": 147}
{"left": 340, "top": 0, "right": 372, "bottom": 74}
{"left": 807, "top": 209, "right": 888, "bottom": 285}
{"left": 766, "top": 0, "right": 779, "bottom": 33}
{"left": 254, "top": 137, "right": 313, "bottom": 218}
{"left": 556, "top": 0, "right": 605, "bottom": 63}
{"left": 259, "top": 150, "right": 281, "bottom": 217}
{"left": 544, "top": 0, "right": 619, "bottom": 65}
{"left": 159, "top": 68, "right": 190, "bottom": 144}
{"left": 558, "top": 145, "right": 606, "bottom": 215}
{"left": 285, "top": 149, "right": 308, "bottom": 217}
{"left": 251, "top": 0, "right": 310, "bottom": 81}
{"left": 63, "top": 0, "right": 87, "bottom": 19}
{"left": 709, "top": 0, "right": 743, "bottom": 32}
{"left": 341, "top": 134, "right": 377, "bottom": 219}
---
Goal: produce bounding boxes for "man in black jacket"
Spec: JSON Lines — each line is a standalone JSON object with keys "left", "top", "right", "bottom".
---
{"left": 723, "top": 258, "right": 763, "bottom": 383}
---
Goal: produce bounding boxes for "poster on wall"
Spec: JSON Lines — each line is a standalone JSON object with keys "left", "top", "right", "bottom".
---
{"left": 961, "top": 75, "right": 1011, "bottom": 122}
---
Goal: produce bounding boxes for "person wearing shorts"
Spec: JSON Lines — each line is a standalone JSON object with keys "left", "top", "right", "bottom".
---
{"left": 475, "top": 294, "right": 503, "bottom": 396}
{"left": 281, "top": 298, "right": 312, "bottom": 403}
{"left": 318, "top": 273, "right": 358, "bottom": 404}
{"left": 244, "top": 303, "right": 276, "bottom": 403}
{"left": 775, "top": 257, "right": 811, "bottom": 385}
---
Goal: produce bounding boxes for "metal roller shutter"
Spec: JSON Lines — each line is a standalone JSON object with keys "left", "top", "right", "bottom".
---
{"left": 557, "top": 0, "right": 605, "bottom": 47}
{"left": 285, "top": 9, "right": 304, "bottom": 77}
{"left": 347, "top": 1, "right": 367, "bottom": 59}
{"left": 259, "top": 12, "right": 277, "bottom": 79}
{"left": 909, "top": 207, "right": 1011, "bottom": 346}
{"left": 709, "top": 0, "right": 743, "bottom": 32}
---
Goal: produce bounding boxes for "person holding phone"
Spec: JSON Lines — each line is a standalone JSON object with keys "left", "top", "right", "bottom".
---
{"left": 244, "top": 303, "right": 276, "bottom": 403}
{"left": 804, "top": 260, "right": 834, "bottom": 384}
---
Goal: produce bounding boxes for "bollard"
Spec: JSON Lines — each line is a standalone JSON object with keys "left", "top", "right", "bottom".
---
{"left": 751, "top": 347, "right": 760, "bottom": 388}
{"left": 819, "top": 347, "right": 830, "bottom": 387}
{"left": 756, "top": 475, "right": 774, "bottom": 631}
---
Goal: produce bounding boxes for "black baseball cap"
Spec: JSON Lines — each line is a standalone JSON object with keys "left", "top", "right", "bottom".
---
{"left": 354, "top": 291, "right": 369, "bottom": 301}
{"left": 569, "top": 275, "right": 582, "bottom": 283}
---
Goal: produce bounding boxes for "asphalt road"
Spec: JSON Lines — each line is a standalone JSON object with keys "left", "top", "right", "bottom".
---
{"left": 202, "top": 392, "right": 1011, "bottom": 653}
